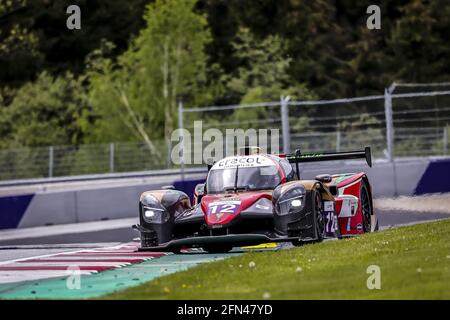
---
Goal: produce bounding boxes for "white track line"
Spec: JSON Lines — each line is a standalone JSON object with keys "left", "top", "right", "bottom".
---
{"left": 0, "top": 242, "right": 161, "bottom": 285}
{"left": 0, "top": 242, "right": 140, "bottom": 266}
{"left": 7, "top": 262, "right": 131, "bottom": 267}
{"left": 0, "top": 271, "right": 96, "bottom": 284}
{"left": 0, "top": 218, "right": 138, "bottom": 241}
{"left": 0, "top": 248, "right": 96, "bottom": 266}
{"left": 22, "top": 256, "right": 149, "bottom": 261}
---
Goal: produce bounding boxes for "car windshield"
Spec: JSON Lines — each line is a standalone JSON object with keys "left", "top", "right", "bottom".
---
{"left": 206, "top": 165, "right": 281, "bottom": 194}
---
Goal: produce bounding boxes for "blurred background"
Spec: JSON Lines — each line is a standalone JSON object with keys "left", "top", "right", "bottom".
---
{"left": 0, "top": 0, "right": 449, "bottom": 181}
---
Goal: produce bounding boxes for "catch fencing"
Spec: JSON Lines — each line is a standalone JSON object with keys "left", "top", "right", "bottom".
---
{"left": 1, "top": 83, "right": 449, "bottom": 181}
{"left": 180, "top": 83, "right": 450, "bottom": 165}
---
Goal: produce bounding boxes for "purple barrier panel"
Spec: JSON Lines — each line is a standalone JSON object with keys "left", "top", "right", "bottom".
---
{"left": 415, "top": 159, "right": 450, "bottom": 195}
{"left": 174, "top": 179, "right": 206, "bottom": 203}
{"left": 0, "top": 194, "right": 34, "bottom": 229}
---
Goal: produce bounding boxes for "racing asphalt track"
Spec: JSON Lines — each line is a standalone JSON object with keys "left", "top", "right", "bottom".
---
{"left": 0, "top": 204, "right": 449, "bottom": 299}
{"left": 0, "top": 208, "right": 448, "bottom": 246}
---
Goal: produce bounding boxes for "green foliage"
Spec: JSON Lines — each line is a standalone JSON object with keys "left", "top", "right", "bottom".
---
{"left": 0, "top": 0, "right": 149, "bottom": 88}
{"left": 291, "top": 116, "right": 311, "bottom": 133}
{"left": 84, "top": 0, "right": 212, "bottom": 145}
{"left": 80, "top": 41, "right": 140, "bottom": 144}
{"left": 105, "top": 219, "right": 450, "bottom": 299}
{"left": 222, "top": 28, "right": 315, "bottom": 129}
{"left": 339, "top": 113, "right": 385, "bottom": 157}
{"left": 0, "top": 145, "right": 50, "bottom": 180}
{"left": 0, "top": 0, "right": 43, "bottom": 87}
{"left": 1, "top": 0, "right": 450, "bottom": 154}
{"left": 389, "top": 0, "right": 450, "bottom": 82}
{"left": 394, "top": 126, "right": 449, "bottom": 157}
{"left": 0, "top": 71, "right": 88, "bottom": 148}
{"left": 202, "top": 0, "right": 450, "bottom": 98}
{"left": 225, "top": 28, "right": 315, "bottom": 102}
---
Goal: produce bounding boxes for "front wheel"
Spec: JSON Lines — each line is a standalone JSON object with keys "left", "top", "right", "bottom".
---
{"left": 291, "top": 190, "right": 325, "bottom": 246}
{"left": 314, "top": 190, "right": 325, "bottom": 242}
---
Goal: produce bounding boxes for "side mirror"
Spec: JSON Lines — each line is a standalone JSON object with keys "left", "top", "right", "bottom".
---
{"left": 194, "top": 183, "right": 206, "bottom": 205}
{"left": 315, "top": 174, "right": 332, "bottom": 183}
{"left": 195, "top": 183, "right": 206, "bottom": 195}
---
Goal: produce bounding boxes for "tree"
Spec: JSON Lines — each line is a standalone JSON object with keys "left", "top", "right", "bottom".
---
{"left": 83, "top": 41, "right": 162, "bottom": 154}
{"left": 271, "top": 0, "right": 354, "bottom": 98}
{"left": 0, "top": 0, "right": 149, "bottom": 91}
{"left": 389, "top": 0, "right": 450, "bottom": 83}
{"left": 84, "top": 0, "right": 211, "bottom": 149}
{"left": 0, "top": 0, "right": 43, "bottom": 92}
{"left": 0, "top": 71, "right": 88, "bottom": 148}
{"left": 223, "top": 28, "right": 316, "bottom": 129}
{"left": 0, "top": 69, "right": 90, "bottom": 179}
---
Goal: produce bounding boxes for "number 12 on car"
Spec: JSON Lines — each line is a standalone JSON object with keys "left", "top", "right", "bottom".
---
{"left": 207, "top": 201, "right": 241, "bottom": 215}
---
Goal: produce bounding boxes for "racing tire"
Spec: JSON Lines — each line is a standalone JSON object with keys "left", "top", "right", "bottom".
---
{"left": 203, "top": 245, "right": 233, "bottom": 253}
{"left": 314, "top": 190, "right": 325, "bottom": 242}
{"left": 374, "top": 219, "right": 379, "bottom": 232}
{"left": 291, "top": 239, "right": 304, "bottom": 247}
{"left": 360, "top": 181, "right": 374, "bottom": 233}
{"left": 291, "top": 189, "right": 325, "bottom": 246}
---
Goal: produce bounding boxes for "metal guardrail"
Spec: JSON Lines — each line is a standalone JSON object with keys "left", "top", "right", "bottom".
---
{"left": 0, "top": 167, "right": 207, "bottom": 188}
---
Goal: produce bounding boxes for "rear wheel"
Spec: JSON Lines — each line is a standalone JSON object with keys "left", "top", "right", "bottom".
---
{"left": 203, "top": 245, "right": 233, "bottom": 253}
{"left": 360, "top": 182, "right": 373, "bottom": 232}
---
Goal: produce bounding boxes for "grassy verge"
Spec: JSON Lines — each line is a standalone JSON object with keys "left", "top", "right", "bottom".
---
{"left": 105, "top": 219, "right": 450, "bottom": 299}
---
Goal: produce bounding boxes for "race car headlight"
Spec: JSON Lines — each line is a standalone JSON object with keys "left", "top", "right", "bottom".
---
{"left": 291, "top": 199, "right": 302, "bottom": 207}
{"left": 142, "top": 206, "right": 169, "bottom": 223}
{"left": 140, "top": 194, "right": 169, "bottom": 223}
{"left": 275, "top": 187, "right": 305, "bottom": 215}
{"left": 144, "top": 209, "right": 155, "bottom": 218}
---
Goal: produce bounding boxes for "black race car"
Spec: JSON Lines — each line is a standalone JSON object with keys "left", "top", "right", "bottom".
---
{"left": 133, "top": 147, "right": 376, "bottom": 253}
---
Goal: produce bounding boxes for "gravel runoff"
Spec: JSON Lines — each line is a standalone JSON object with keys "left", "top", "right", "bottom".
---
{"left": 374, "top": 193, "right": 450, "bottom": 214}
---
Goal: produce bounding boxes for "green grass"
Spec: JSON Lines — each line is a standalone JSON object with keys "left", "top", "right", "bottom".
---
{"left": 105, "top": 219, "right": 450, "bottom": 299}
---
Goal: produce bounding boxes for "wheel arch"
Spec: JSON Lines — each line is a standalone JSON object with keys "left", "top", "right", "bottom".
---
{"left": 297, "top": 180, "right": 334, "bottom": 201}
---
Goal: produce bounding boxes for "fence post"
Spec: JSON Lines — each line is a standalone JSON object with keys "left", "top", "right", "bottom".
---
{"left": 336, "top": 130, "right": 341, "bottom": 152}
{"left": 280, "top": 96, "right": 291, "bottom": 154}
{"left": 178, "top": 100, "right": 185, "bottom": 181}
{"left": 109, "top": 143, "right": 115, "bottom": 173}
{"left": 166, "top": 139, "right": 172, "bottom": 169}
{"left": 385, "top": 85, "right": 398, "bottom": 196}
{"left": 48, "top": 146, "right": 54, "bottom": 178}
{"left": 384, "top": 88, "right": 394, "bottom": 162}
{"left": 444, "top": 127, "right": 448, "bottom": 156}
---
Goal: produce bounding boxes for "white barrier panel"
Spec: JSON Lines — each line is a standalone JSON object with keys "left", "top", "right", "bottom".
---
{"left": 1, "top": 157, "right": 447, "bottom": 229}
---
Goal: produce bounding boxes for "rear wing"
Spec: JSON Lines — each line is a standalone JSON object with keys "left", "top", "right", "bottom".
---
{"left": 285, "top": 147, "right": 372, "bottom": 167}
